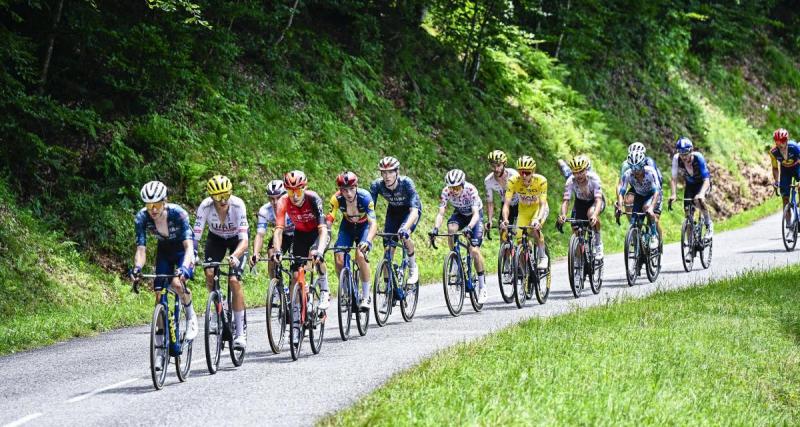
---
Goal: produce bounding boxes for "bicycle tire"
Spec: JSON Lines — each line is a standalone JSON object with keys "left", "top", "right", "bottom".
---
{"left": 782, "top": 203, "right": 797, "bottom": 251}
{"left": 468, "top": 267, "right": 483, "bottom": 312}
{"left": 353, "top": 264, "right": 369, "bottom": 336}
{"left": 443, "top": 251, "right": 465, "bottom": 316}
{"left": 680, "top": 218, "right": 694, "bottom": 272}
{"left": 513, "top": 247, "right": 528, "bottom": 309}
{"left": 373, "top": 259, "right": 391, "bottom": 326}
{"left": 150, "top": 304, "right": 169, "bottom": 390}
{"left": 646, "top": 233, "right": 661, "bottom": 283}
{"left": 265, "top": 279, "right": 286, "bottom": 354}
{"left": 175, "top": 302, "right": 192, "bottom": 382}
{"left": 204, "top": 291, "right": 223, "bottom": 373}
{"left": 289, "top": 284, "right": 304, "bottom": 361}
{"left": 568, "top": 235, "right": 583, "bottom": 298}
{"left": 533, "top": 245, "right": 551, "bottom": 304}
{"left": 699, "top": 223, "right": 713, "bottom": 269}
{"left": 624, "top": 227, "right": 639, "bottom": 286}
{"left": 229, "top": 309, "right": 246, "bottom": 367}
{"left": 399, "top": 262, "right": 418, "bottom": 322}
{"left": 588, "top": 247, "right": 603, "bottom": 295}
{"left": 337, "top": 267, "right": 353, "bottom": 341}
{"left": 309, "top": 287, "right": 325, "bottom": 355}
{"left": 497, "top": 242, "right": 514, "bottom": 303}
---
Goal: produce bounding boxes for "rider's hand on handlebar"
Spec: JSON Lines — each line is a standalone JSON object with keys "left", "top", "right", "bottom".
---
{"left": 557, "top": 215, "right": 566, "bottom": 225}
{"left": 500, "top": 220, "right": 508, "bottom": 230}
{"left": 462, "top": 228, "right": 473, "bottom": 239}
{"left": 532, "top": 220, "right": 541, "bottom": 231}
{"left": 228, "top": 255, "right": 240, "bottom": 269}
{"left": 358, "top": 240, "right": 372, "bottom": 254}
{"left": 669, "top": 194, "right": 677, "bottom": 203}
{"left": 590, "top": 216, "right": 598, "bottom": 227}
{"left": 398, "top": 227, "right": 410, "bottom": 240}
{"left": 128, "top": 266, "right": 142, "bottom": 282}
{"left": 249, "top": 254, "right": 258, "bottom": 267}
{"left": 430, "top": 227, "right": 439, "bottom": 236}
{"left": 271, "top": 252, "right": 282, "bottom": 263}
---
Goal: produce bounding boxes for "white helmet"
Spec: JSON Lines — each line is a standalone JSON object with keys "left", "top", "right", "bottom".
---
{"left": 140, "top": 181, "right": 167, "bottom": 203}
{"left": 266, "top": 180, "right": 286, "bottom": 197}
{"left": 628, "top": 142, "right": 646, "bottom": 155}
{"left": 378, "top": 156, "right": 400, "bottom": 171}
{"left": 445, "top": 169, "right": 466, "bottom": 187}
{"left": 627, "top": 151, "right": 647, "bottom": 170}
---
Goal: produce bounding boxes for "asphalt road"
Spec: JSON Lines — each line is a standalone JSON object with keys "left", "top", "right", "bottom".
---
{"left": 1, "top": 212, "right": 798, "bottom": 427}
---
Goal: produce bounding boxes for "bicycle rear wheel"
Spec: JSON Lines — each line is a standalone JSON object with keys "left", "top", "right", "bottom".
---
{"left": 699, "top": 223, "right": 713, "bottom": 269}
{"left": 624, "top": 228, "right": 639, "bottom": 286}
{"left": 442, "top": 252, "right": 465, "bottom": 316}
{"left": 266, "top": 279, "right": 287, "bottom": 354}
{"left": 204, "top": 291, "right": 223, "bottom": 374}
{"left": 399, "top": 263, "right": 418, "bottom": 322}
{"left": 150, "top": 304, "right": 169, "bottom": 390}
{"left": 680, "top": 219, "right": 694, "bottom": 272}
{"left": 289, "top": 284, "right": 304, "bottom": 361}
{"left": 533, "top": 245, "right": 551, "bottom": 304}
{"left": 588, "top": 247, "right": 603, "bottom": 295}
{"left": 309, "top": 287, "right": 325, "bottom": 355}
{"left": 646, "top": 233, "right": 662, "bottom": 283}
{"left": 337, "top": 268, "right": 353, "bottom": 341}
{"left": 568, "top": 236, "right": 583, "bottom": 298}
{"left": 175, "top": 303, "right": 192, "bottom": 382}
{"left": 229, "top": 309, "right": 246, "bottom": 367}
{"left": 468, "top": 268, "right": 483, "bottom": 312}
{"left": 354, "top": 265, "right": 369, "bottom": 335}
{"left": 513, "top": 247, "right": 528, "bottom": 309}
{"left": 782, "top": 203, "right": 798, "bottom": 251}
{"left": 497, "top": 242, "right": 514, "bottom": 303}
{"left": 373, "top": 259, "right": 391, "bottom": 326}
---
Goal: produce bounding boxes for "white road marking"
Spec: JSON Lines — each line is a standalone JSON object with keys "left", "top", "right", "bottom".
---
{"left": 66, "top": 378, "right": 139, "bottom": 403}
{"left": 2, "top": 413, "right": 42, "bottom": 427}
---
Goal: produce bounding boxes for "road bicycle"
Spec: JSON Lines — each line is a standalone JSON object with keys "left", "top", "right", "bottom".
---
{"left": 429, "top": 231, "right": 484, "bottom": 316}
{"left": 202, "top": 261, "right": 247, "bottom": 374}
{"left": 558, "top": 218, "right": 602, "bottom": 298}
{"left": 333, "top": 246, "right": 369, "bottom": 340}
{"left": 285, "top": 255, "right": 326, "bottom": 361}
{"left": 133, "top": 272, "right": 193, "bottom": 390}
{"left": 373, "top": 233, "right": 418, "bottom": 326}
{"left": 492, "top": 225, "right": 516, "bottom": 303}
{"left": 617, "top": 210, "right": 661, "bottom": 286}
{"left": 780, "top": 182, "right": 799, "bottom": 251}
{"left": 251, "top": 257, "right": 292, "bottom": 354}
{"left": 508, "top": 225, "right": 551, "bottom": 308}
{"left": 669, "top": 198, "right": 712, "bottom": 271}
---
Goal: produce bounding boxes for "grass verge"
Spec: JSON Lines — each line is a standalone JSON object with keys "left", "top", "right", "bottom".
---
{"left": 324, "top": 265, "right": 800, "bottom": 426}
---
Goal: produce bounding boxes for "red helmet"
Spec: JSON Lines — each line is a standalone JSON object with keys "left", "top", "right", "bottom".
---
{"left": 283, "top": 170, "right": 307, "bottom": 189}
{"left": 774, "top": 128, "right": 789, "bottom": 143}
{"left": 336, "top": 171, "right": 358, "bottom": 188}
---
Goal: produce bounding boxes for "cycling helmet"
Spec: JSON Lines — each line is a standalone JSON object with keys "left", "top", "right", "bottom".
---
{"left": 206, "top": 175, "right": 232, "bottom": 195}
{"left": 266, "top": 180, "right": 286, "bottom": 197}
{"left": 284, "top": 170, "right": 308, "bottom": 189}
{"left": 336, "top": 171, "right": 359, "bottom": 188}
{"left": 774, "top": 128, "right": 790, "bottom": 143}
{"left": 487, "top": 150, "right": 508, "bottom": 164}
{"left": 140, "top": 181, "right": 167, "bottom": 203}
{"left": 676, "top": 137, "right": 693, "bottom": 154}
{"left": 628, "top": 142, "right": 646, "bottom": 155}
{"left": 445, "top": 169, "right": 466, "bottom": 187}
{"left": 627, "top": 151, "right": 646, "bottom": 170}
{"left": 516, "top": 156, "right": 536, "bottom": 171}
{"left": 568, "top": 156, "right": 590, "bottom": 173}
{"left": 378, "top": 156, "right": 400, "bottom": 171}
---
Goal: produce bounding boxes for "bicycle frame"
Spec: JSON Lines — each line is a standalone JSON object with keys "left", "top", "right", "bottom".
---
{"left": 140, "top": 274, "right": 184, "bottom": 356}
{"left": 377, "top": 233, "right": 410, "bottom": 299}
{"left": 429, "top": 232, "right": 474, "bottom": 291}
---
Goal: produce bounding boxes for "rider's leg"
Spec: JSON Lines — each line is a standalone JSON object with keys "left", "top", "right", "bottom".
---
{"left": 355, "top": 249, "right": 371, "bottom": 296}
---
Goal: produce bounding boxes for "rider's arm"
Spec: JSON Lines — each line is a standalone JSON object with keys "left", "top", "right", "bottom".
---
{"left": 536, "top": 179, "right": 549, "bottom": 224}
{"left": 433, "top": 203, "right": 447, "bottom": 229}
{"left": 325, "top": 194, "right": 339, "bottom": 229}
{"left": 366, "top": 197, "right": 378, "bottom": 242}
{"left": 770, "top": 150, "right": 780, "bottom": 182}
{"left": 697, "top": 154, "right": 712, "bottom": 197}
{"left": 402, "top": 179, "right": 422, "bottom": 231}
{"left": 134, "top": 245, "right": 146, "bottom": 270}
{"left": 316, "top": 223, "right": 329, "bottom": 254}
{"left": 191, "top": 201, "right": 208, "bottom": 252}
{"left": 484, "top": 178, "right": 494, "bottom": 224}
{"left": 272, "top": 198, "right": 287, "bottom": 253}
{"left": 559, "top": 199, "right": 570, "bottom": 219}
{"left": 468, "top": 204, "right": 480, "bottom": 229}
{"left": 232, "top": 204, "right": 249, "bottom": 259}
{"left": 403, "top": 207, "right": 420, "bottom": 231}
{"left": 181, "top": 239, "right": 194, "bottom": 269}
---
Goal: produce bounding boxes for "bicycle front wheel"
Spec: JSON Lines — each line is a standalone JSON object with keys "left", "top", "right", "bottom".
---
{"left": 373, "top": 259, "right": 391, "bottom": 327}
{"left": 443, "top": 251, "right": 465, "bottom": 316}
{"left": 513, "top": 247, "right": 528, "bottom": 309}
{"left": 289, "top": 284, "right": 304, "bottom": 361}
{"left": 699, "top": 223, "right": 713, "bottom": 269}
{"left": 533, "top": 245, "right": 551, "bottom": 304}
{"left": 646, "top": 233, "right": 662, "bottom": 283}
{"left": 399, "top": 263, "right": 418, "bottom": 322}
{"left": 150, "top": 304, "right": 169, "bottom": 390}
{"left": 204, "top": 291, "right": 223, "bottom": 373}
{"left": 568, "top": 235, "right": 583, "bottom": 298}
{"left": 353, "top": 265, "right": 369, "bottom": 336}
{"left": 266, "top": 279, "right": 287, "bottom": 354}
{"left": 337, "top": 268, "right": 353, "bottom": 341}
{"left": 497, "top": 242, "right": 514, "bottom": 303}
{"left": 309, "top": 287, "right": 325, "bottom": 355}
{"left": 680, "top": 218, "right": 694, "bottom": 272}
{"left": 175, "top": 303, "right": 192, "bottom": 382}
{"left": 229, "top": 309, "right": 246, "bottom": 367}
{"left": 782, "top": 203, "right": 798, "bottom": 251}
{"left": 624, "top": 227, "right": 639, "bottom": 286}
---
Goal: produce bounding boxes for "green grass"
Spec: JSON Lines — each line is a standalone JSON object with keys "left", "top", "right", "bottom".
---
{"left": 324, "top": 265, "right": 800, "bottom": 426}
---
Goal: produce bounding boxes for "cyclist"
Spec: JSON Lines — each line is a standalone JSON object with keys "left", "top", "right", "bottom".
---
{"left": 501, "top": 156, "right": 550, "bottom": 268}
{"left": 769, "top": 128, "right": 800, "bottom": 227}
{"left": 326, "top": 172, "right": 378, "bottom": 311}
{"left": 484, "top": 150, "right": 519, "bottom": 236}
{"left": 616, "top": 151, "right": 663, "bottom": 249}
{"left": 130, "top": 181, "right": 197, "bottom": 370}
{"left": 431, "top": 169, "right": 487, "bottom": 303}
{"left": 271, "top": 171, "right": 330, "bottom": 344}
{"left": 194, "top": 175, "right": 250, "bottom": 350}
{"left": 250, "top": 180, "right": 295, "bottom": 279}
{"left": 619, "top": 142, "right": 662, "bottom": 213}
{"left": 669, "top": 137, "right": 713, "bottom": 237}
{"left": 369, "top": 156, "right": 423, "bottom": 284}
{"left": 557, "top": 155, "right": 605, "bottom": 259}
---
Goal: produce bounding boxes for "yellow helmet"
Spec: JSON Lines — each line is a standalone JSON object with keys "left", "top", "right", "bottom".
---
{"left": 568, "top": 155, "right": 590, "bottom": 173}
{"left": 206, "top": 175, "right": 232, "bottom": 195}
{"left": 516, "top": 156, "right": 536, "bottom": 171}
{"left": 487, "top": 150, "right": 508, "bottom": 164}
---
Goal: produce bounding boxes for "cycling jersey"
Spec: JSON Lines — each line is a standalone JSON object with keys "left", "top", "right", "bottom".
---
{"left": 439, "top": 182, "right": 483, "bottom": 216}
{"left": 193, "top": 196, "right": 249, "bottom": 242}
{"left": 563, "top": 171, "right": 603, "bottom": 202}
{"left": 275, "top": 190, "right": 325, "bottom": 233}
{"left": 369, "top": 176, "right": 423, "bottom": 213}
{"left": 769, "top": 141, "right": 800, "bottom": 169}
{"left": 671, "top": 152, "right": 710, "bottom": 185}
{"left": 506, "top": 174, "right": 548, "bottom": 207}
{"left": 327, "top": 188, "right": 376, "bottom": 224}
{"left": 135, "top": 203, "right": 193, "bottom": 247}
{"left": 620, "top": 156, "right": 663, "bottom": 185}
{"left": 619, "top": 166, "right": 661, "bottom": 196}
{"left": 256, "top": 203, "right": 295, "bottom": 235}
{"left": 484, "top": 168, "right": 519, "bottom": 205}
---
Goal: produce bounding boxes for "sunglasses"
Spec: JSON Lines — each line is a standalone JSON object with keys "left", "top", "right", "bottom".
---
{"left": 146, "top": 201, "right": 165, "bottom": 211}
{"left": 519, "top": 170, "right": 532, "bottom": 177}
{"left": 211, "top": 192, "right": 231, "bottom": 203}
{"left": 450, "top": 185, "right": 464, "bottom": 192}
{"left": 287, "top": 188, "right": 305, "bottom": 197}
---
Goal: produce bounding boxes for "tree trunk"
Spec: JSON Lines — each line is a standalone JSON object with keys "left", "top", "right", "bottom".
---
{"left": 274, "top": 0, "right": 301, "bottom": 47}
{"left": 462, "top": 1, "right": 481, "bottom": 76}
{"left": 39, "top": 0, "right": 65, "bottom": 93}
{"left": 554, "top": 0, "right": 570, "bottom": 60}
